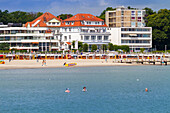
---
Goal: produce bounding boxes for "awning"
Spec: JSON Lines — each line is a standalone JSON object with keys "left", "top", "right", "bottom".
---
{"left": 32, "top": 42, "right": 39, "bottom": 44}
{"left": 66, "top": 42, "right": 72, "bottom": 45}
{"left": 129, "top": 34, "right": 137, "bottom": 36}
{"left": 0, "top": 55, "right": 3, "bottom": 57}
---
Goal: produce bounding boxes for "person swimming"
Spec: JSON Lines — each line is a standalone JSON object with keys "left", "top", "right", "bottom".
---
{"left": 65, "top": 88, "right": 70, "bottom": 93}
{"left": 82, "top": 87, "right": 87, "bottom": 92}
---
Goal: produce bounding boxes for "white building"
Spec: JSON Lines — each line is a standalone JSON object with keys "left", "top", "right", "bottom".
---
{"left": 107, "top": 27, "right": 152, "bottom": 51}
{"left": 60, "top": 14, "right": 111, "bottom": 51}
{"left": 0, "top": 12, "right": 63, "bottom": 52}
{"left": 105, "top": 6, "right": 152, "bottom": 51}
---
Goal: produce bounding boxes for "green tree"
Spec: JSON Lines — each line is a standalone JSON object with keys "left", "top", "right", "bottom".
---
{"left": 98, "top": 7, "right": 115, "bottom": 21}
{"left": 72, "top": 41, "right": 75, "bottom": 48}
{"left": 57, "top": 14, "right": 73, "bottom": 20}
{"left": 140, "top": 48, "right": 145, "bottom": 53}
{"left": 113, "top": 45, "right": 118, "bottom": 51}
{"left": 101, "top": 44, "right": 107, "bottom": 50}
{"left": 108, "top": 43, "right": 114, "bottom": 51}
{"left": 146, "top": 8, "right": 170, "bottom": 50}
{"left": 119, "top": 45, "right": 130, "bottom": 52}
{"left": 0, "top": 43, "right": 10, "bottom": 50}
{"left": 91, "top": 44, "right": 97, "bottom": 52}
{"left": 78, "top": 41, "right": 83, "bottom": 49}
{"left": 83, "top": 43, "right": 88, "bottom": 52}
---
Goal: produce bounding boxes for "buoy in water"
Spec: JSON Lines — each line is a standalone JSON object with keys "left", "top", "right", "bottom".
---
{"left": 82, "top": 87, "right": 87, "bottom": 92}
{"left": 65, "top": 88, "right": 70, "bottom": 93}
{"left": 145, "top": 88, "right": 148, "bottom": 92}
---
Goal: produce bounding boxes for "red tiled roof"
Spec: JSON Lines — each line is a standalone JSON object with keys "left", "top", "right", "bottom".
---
{"left": 61, "top": 14, "right": 107, "bottom": 27}
{"left": 25, "top": 12, "right": 62, "bottom": 27}
{"left": 64, "top": 14, "right": 103, "bottom": 21}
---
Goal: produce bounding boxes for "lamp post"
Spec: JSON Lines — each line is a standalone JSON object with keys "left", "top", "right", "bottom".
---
{"left": 165, "top": 45, "right": 167, "bottom": 53}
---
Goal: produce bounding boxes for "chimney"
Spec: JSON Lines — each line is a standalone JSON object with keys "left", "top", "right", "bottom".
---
{"left": 67, "top": 15, "right": 70, "bottom": 19}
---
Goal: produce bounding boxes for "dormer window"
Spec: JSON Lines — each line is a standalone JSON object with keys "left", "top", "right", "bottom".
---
{"left": 57, "top": 22, "right": 60, "bottom": 25}
{"left": 81, "top": 21, "right": 84, "bottom": 25}
{"left": 49, "top": 22, "right": 51, "bottom": 25}
{"left": 66, "top": 22, "right": 70, "bottom": 25}
{"left": 71, "top": 22, "right": 74, "bottom": 25}
{"left": 52, "top": 22, "right": 55, "bottom": 25}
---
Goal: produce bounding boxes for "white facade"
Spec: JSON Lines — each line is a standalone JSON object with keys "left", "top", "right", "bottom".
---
{"left": 60, "top": 27, "right": 111, "bottom": 50}
{"left": 107, "top": 27, "right": 152, "bottom": 51}
{"left": 0, "top": 25, "right": 60, "bottom": 52}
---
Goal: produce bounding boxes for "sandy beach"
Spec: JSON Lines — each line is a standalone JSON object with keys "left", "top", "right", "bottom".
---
{"left": 1, "top": 58, "right": 169, "bottom": 70}
{"left": 0, "top": 59, "right": 141, "bottom": 70}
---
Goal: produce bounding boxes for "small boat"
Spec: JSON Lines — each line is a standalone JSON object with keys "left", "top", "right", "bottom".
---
{"left": 65, "top": 63, "right": 77, "bottom": 67}
{"left": 0, "top": 60, "right": 5, "bottom": 64}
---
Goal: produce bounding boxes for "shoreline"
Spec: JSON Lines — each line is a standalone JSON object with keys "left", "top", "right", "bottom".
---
{"left": 0, "top": 59, "right": 168, "bottom": 70}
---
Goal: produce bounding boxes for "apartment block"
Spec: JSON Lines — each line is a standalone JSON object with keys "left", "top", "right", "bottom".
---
{"left": 105, "top": 6, "right": 152, "bottom": 51}
{"left": 105, "top": 6, "right": 145, "bottom": 27}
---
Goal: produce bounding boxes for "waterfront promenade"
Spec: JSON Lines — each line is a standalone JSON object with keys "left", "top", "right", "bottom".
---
{"left": 0, "top": 58, "right": 169, "bottom": 70}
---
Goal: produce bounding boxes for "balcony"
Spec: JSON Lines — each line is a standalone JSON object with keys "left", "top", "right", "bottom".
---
{"left": 83, "top": 40, "right": 110, "bottom": 43}
{"left": 10, "top": 46, "right": 39, "bottom": 49}
{"left": 80, "top": 32, "right": 111, "bottom": 35}
{"left": 0, "top": 33, "right": 53, "bottom": 37}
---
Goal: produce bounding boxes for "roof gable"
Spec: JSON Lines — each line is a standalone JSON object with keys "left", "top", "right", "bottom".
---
{"left": 25, "top": 12, "right": 62, "bottom": 27}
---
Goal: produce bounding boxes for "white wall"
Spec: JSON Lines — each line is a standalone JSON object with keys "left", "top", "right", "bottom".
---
{"left": 107, "top": 28, "right": 121, "bottom": 45}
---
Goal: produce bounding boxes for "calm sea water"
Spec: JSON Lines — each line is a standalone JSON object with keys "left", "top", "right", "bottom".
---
{"left": 0, "top": 66, "right": 170, "bottom": 113}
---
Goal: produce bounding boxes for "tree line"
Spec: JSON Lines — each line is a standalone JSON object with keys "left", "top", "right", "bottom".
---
{"left": 0, "top": 7, "right": 170, "bottom": 50}
{"left": 72, "top": 41, "right": 129, "bottom": 53}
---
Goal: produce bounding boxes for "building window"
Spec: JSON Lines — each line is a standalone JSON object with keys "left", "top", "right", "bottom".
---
{"left": 121, "top": 11, "right": 124, "bottom": 16}
{"left": 57, "top": 22, "right": 59, "bottom": 25}
{"left": 65, "top": 28, "right": 67, "bottom": 32}
{"left": 81, "top": 21, "right": 84, "bottom": 25}
{"left": 81, "top": 36, "right": 83, "bottom": 40}
{"left": 97, "top": 36, "right": 102, "bottom": 40}
{"left": 131, "top": 17, "right": 135, "bottom": 20}
{"left": 71, "top": 22, "right": 74, "bottom": 25}
{"left": 69, "top": 28, "right": 71, "bottom": 32}
{"left": 138, "top": 11, "right": 141, "bottom": 16}
{"left": 104, "top": 36, "right": 108, "bottom": 40}
{"left": 131, "top": 11, "right": 135, "bottom": 16}
{"left": 64, "top": 36, "right": 67, "bottom": 41}
{"left": 49, "top": 22, "right": 51, "bottom": 24}
{"left": 84, "top": 36, "right": 89, "bottom": 40}
{"left": 91, "top": 36, "right": 96, "bottom": 40}
{"left": 131, "top": 22, "right": 136, "bottom": 27}
{"left": 52, "top": 22, "right": 55, "bottom": 25}
{"left": 69, "top": 35, "right": 71, "bottom": 39}
{"left": 137, "top": 22, "right": 142, "bottom": 27}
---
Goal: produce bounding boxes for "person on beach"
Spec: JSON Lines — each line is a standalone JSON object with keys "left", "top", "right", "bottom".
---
{"left": 105, "top": 57, "right": 107, "bottom": 63}
{"left": 65, "top": 88, "right": 70, "bottom": 93}
{"left": 42, "top": 60, "right": 44, "bottom": 66}
{"left": 82, "top": 87, "right": 87, "bottom": 92}
{"left": 9, "top": 58, "right": 11, "bottom": 62}
{"left": 63, "top": 62, "right": 66, "bottom": 66}
{"left": 44, "top": 60, "right": 46, "bottom": 66}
